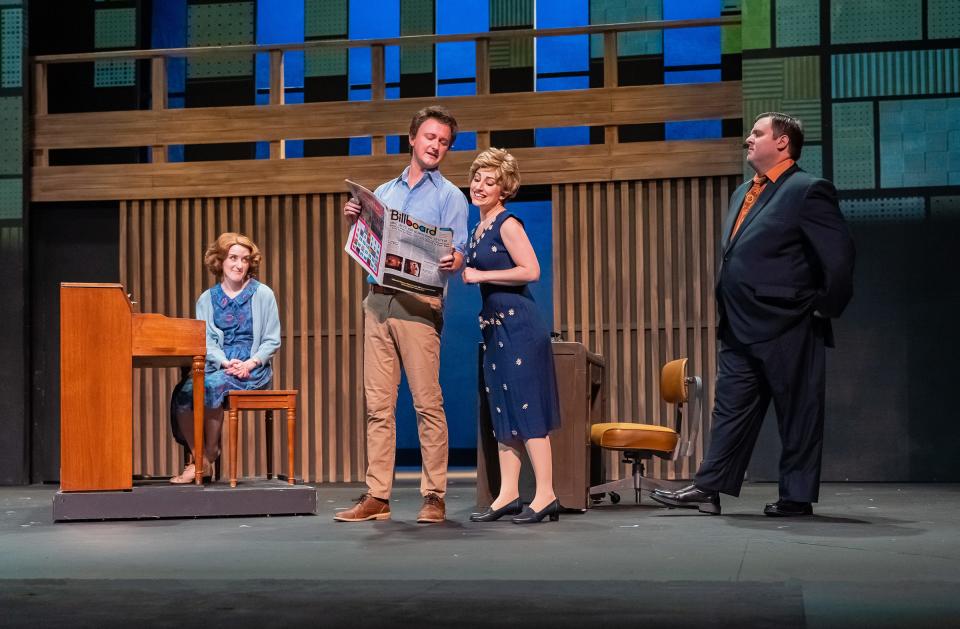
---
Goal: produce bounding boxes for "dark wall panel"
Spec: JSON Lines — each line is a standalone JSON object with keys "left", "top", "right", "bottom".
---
{"left": 29, "top": 203, "right": 119, "bottom": 483}
{"left": 748, "top": 219, "right": 960, "bottom": 482}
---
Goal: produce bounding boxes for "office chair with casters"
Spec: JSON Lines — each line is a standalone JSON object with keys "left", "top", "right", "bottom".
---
{"left": 588, "top": 357, "right": 703, "bottom": 505}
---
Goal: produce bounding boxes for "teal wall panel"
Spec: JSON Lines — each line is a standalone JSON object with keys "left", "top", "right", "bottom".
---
{"left": 1, "top": 6, "right": 22, "bottom": 88}
{"left": 880, "top": 98, "right": 960, "bottom": 188}
{"left": 94, "top": 6, "right": 135, "bottom": 87}
{"left": 589, "top": 0, "right": 661, "bottom": 58}
{"left": 832, "top": 101, "right": 875, "bottom": 190}
{"left": 830, "top": 0, "right": 923, "bottom": 45}
{"left": 0, "top": 178, "right": 20, "bottom": 220}
{"left": 839, "top": 196, "right": 925, "bottom": 221}
{"left": 832, "top": 49, "right": 960, "bottom": 99}
{"left": 931, "top": 196, "right": 960, "bottom": 218}
{"left": 775, "top": 0, "right": 819, "bottom": 48}
{"left": 797, "top": 144, "right": 822, "bottom": 179}
{"left": 929, "top": 0, "right": 960, "bottom": 40}
{"left": 0, "top": 96, "right": 22, "bottom": 175}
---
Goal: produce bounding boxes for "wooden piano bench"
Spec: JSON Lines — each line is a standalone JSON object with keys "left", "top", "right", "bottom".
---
{"left": 224, "top": 390, "right": 298, "bottom": 488}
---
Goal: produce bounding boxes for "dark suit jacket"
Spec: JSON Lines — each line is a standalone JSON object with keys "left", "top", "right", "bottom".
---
{"left": 717, "top": 163, "right": 855, "bottom": 347}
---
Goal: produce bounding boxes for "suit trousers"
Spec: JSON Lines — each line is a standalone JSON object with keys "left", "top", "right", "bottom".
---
{"left": 695, "top": 317, "right": 826, "bottom": 502}
{"left": 362, "top": 291, "right": 448, "bottom": 500}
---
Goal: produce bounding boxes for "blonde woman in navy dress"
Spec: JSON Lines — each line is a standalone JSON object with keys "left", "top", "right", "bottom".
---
{"left": 463, "top": 148, "right": 562, "bottom": 524}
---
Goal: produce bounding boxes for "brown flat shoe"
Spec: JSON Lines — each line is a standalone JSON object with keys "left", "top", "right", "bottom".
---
{"left": 416, "top": 493, "right": 446, "bottom": 523}
{"left": 334, "top": 494, "right": 391, "bottom": 522}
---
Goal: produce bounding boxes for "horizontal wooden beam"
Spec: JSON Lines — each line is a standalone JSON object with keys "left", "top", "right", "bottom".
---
{"left": 34, "top": 82, "right": 742, "bottom": 150}
{"left": 33, "top": 17, "right": 740, "bottom": 64}
{"left": 31, "top": 138, "right": 745, "bottom": 202}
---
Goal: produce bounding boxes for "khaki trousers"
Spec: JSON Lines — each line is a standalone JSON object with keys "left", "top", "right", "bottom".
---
{"left": 363, "top": 291, "right": 448, "bottom": 499}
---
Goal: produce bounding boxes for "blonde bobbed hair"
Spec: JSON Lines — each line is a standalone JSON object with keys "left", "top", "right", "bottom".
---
{"left": 469, "top": 147, "right": 521, "bottom": 200}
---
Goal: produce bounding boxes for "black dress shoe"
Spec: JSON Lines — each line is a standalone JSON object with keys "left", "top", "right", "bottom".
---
{"left": 650, "top": 484, "right": 721, "bottom": 515}
{"left": 511, "top": 499, "right": 560, "bottom": 524}
{"left": 470, "top": 498, "right": 523, "bottom": 522}
{"left": 763, "top": 499, "right": 813, "bottom": 517}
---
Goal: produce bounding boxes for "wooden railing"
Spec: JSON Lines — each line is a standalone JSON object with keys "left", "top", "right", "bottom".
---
{"left": 31, "top": 17, "right": 743, "bottom": 201}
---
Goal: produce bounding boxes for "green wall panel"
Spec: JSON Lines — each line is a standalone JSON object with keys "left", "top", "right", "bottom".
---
{"left": 187, "top": 2, "right": 255, "bottom": 79}
{"left": 830, "top": 0, "right": 922, "bottom": 45}
{"left": 743, "top": 58, "right": 784, "bottom": 99}
{"left": 832, "top": 101, "right": 875, "bottom": 190}
{"left": 400, "top": 0, "right": 433, "bottom": 75}
{"left": 722, "top": 0, "right": 742, "bottom": 53}
{"left": 305, "top": 0, "right": 346, "bottom": 38}
{"left": 775, "top": 0, "right": 819, "bottom": 48}
{"left": 1, "top": 7, "right": 22, "bottom": 88}
{"left": 741, "top": 0, "right": 770, "bottom": 50}
{"left": 929, "top": 0, "right": 960, "bottom": 40}
{"left": 781, "top": 99, "right": 821, "bottom": 142}
{"left": 832, "top": 49, "right": 960, "bottom": 99}
{"left": 305, "top": 49, "right": 347, "bottom": 77}
{"left": 490, "top": 0, "right": 532, "bottom": 28}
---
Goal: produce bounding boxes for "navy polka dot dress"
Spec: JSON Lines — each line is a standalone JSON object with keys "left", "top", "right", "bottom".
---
{"left": 467, "top": 212, "right": 560, "bottom": 442}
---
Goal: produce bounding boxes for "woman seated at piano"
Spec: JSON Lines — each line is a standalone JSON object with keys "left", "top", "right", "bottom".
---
{"left": 169, "top": 232, "right": 281, "bottom": 484}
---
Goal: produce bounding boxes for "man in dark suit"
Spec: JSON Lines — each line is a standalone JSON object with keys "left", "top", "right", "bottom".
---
{"left": 651, "top": 112, "right": 855, "bottom": 517}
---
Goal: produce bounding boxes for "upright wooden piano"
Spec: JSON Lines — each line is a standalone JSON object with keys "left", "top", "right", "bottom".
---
{"left": 60, "top": 283, "right": 206, "bottom": 491}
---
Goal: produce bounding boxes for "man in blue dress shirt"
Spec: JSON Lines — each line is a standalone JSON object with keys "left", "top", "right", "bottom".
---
{"left": 336, "top": 105, "right": 468, "bottom": 524}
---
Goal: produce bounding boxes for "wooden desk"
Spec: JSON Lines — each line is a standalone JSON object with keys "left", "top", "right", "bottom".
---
{"left": 476, "top": 341, "right": 605, "bottom": 511}
{"left": 60, "top": 283, "right": 205, "bottom": 491}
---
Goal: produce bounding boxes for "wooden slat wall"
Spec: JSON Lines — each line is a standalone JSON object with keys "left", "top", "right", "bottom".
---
{"left": 119, "top": 175, "right": 738, "bottom": 483}
{"left": 119, "top": 194, "right": 367, "bottom": 482}
{"left": 552, "top": 176, "right": 738, "bottom": 481}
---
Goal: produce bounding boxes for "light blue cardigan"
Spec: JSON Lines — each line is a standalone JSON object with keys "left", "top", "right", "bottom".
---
{"left": 196, "top": 281, "right": 281, "bottom": 373}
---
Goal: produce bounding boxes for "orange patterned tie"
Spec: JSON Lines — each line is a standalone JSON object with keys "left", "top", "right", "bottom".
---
{"left": 731, "top": 175, "right": 768, "bottom": 238}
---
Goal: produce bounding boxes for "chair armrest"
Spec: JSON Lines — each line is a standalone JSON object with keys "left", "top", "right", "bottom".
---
{"left": 676, "top": 376, "right": 704, "bottom": 459}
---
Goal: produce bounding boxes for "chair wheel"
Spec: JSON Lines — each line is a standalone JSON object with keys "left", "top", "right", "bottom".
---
{"left": 609, "top": 491, "right": 621, "bottom": 504}
{"left": 590, "top": 493, "right": 605, "bottom": 504}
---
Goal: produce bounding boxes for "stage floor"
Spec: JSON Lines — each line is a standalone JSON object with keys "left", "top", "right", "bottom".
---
{"left": 2, "top": 478, "right": 959, "bottom": 628}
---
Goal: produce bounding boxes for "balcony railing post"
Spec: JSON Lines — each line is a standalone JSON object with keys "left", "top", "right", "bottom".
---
{"left": 475, "top": 37, "right": 490, "bottom": 150}
{"left": 603, "top": 31, "right": 619, "bottom": 147}
{"left": 150, "top": 56, "right": 168, "bottom": 163}
{"left": 370, "top": 44, "right": 386, "bottom": 155}
{"left": 33, "top": 62, "right": 48, "bottom": 167}
{"left": 269, "top": 49, "right": 286, "bottom": 159}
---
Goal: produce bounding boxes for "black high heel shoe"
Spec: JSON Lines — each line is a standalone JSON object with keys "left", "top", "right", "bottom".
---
{"left": 511, "top": 499, "right": 560, "bottom": 524}
{"left": 470, "top": 497, "right": 522, "bottom": 522}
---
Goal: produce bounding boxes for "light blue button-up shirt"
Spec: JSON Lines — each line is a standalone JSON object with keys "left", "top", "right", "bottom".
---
{"left": 375, "top": 166, "right": 468, "bottom": 256}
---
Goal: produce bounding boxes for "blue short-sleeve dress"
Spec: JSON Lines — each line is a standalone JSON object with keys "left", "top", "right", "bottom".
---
{"left": 467, "top": 212, "right": 561, "bottom": 443}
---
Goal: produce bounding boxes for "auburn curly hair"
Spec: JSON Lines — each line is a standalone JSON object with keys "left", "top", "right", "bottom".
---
{"left": 204, "top": 232, "right": 262, "bottom": 282}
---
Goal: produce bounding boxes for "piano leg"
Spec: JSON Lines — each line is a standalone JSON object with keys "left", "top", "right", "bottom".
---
{"left": 192, "top": 356, "right": 204, "bottom": 486}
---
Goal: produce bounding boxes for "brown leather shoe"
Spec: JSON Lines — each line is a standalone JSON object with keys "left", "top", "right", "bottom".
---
{"left": 334, "top": 494, "right": 390, "bottom": 522}
{"left": 416, "top": 493, "right": 446, "bottom": 523}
